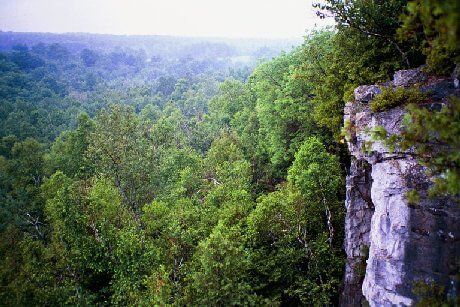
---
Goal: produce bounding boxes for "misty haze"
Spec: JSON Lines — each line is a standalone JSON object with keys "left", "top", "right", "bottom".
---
{"left": 0, "top": 1, "right": 458, "bottom": 306}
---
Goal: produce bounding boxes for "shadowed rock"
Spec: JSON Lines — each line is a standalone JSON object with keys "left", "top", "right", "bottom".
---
{"left": 341, "top": 67, "right": 459, "bottom": 307}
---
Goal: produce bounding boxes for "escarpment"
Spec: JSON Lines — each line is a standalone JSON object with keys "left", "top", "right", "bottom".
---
{"left": 341, "top": 68, "right": 460, "bottom": 306}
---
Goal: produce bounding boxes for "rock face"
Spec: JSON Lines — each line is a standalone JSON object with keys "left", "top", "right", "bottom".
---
{"left": 341, "top": 68, "right": 459, "bottom": 306}
{"left": 393, "top": 67, "right": 427, "bottom": 87}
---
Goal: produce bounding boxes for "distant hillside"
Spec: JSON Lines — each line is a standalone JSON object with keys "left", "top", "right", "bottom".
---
{"left": 0, "top": 31, "right": 300, "bottom": 60}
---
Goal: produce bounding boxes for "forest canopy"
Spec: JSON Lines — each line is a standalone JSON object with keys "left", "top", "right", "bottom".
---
{"left": 0, "top": 0, "right": 458, "bottom": 305}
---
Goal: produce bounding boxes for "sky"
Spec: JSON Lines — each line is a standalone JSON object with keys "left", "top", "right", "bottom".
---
{"left": 0, "top": 0, "right": 331, "bottom": 39}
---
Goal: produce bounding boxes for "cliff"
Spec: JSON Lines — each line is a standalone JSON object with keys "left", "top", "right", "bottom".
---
{"left": 341, "top": 68, "right": 459, "bottom": 306}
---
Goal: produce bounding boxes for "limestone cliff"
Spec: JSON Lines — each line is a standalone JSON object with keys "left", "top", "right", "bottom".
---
{"left": 341, "top": 68, "right": 459, "bottom": 306}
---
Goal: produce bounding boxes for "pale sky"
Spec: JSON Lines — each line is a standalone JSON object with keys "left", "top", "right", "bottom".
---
{"left": 0, "top": 0, "right": 331, "bottom": 39}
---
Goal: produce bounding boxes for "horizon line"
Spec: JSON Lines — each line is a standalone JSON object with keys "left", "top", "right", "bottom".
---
{"left": 0, "top": 29, "right": 306, "bottom": 42}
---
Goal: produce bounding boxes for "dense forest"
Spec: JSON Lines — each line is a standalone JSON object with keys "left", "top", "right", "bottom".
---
{"left": 0, "top": 0, "right": 458, "bottom": 305}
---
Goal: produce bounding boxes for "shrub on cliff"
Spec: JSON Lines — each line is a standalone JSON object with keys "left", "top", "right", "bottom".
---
{"left": 398, "top": 0, "right": 460, "bottom": 75}
{"left": 370, "top": 86, "right": 427, "bottom": 112}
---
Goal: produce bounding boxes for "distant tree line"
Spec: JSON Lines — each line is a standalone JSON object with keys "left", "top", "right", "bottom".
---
{"left": 0, "top": 0, "right": 458, "bottom": 305}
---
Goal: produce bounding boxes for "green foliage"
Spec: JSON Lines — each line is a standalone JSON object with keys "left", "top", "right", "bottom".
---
{"left": 295, "top": 28, "right": 405, "bottom": 140}
{"left": 370, "top": 125, "right": 388, "bottom": 140}
{"left": 42, "top": 173, "right": 157, "bottom": 305}
{"left": 45, "top": 113, "right": 94, "bottom": 179}
{"left": 370, "top": 96, "right": 459, "bottom": 198}
{"left": 208, "top": 79, "right": 249, "bottom": 130}
{"left": 412, "top": 280, "right": 456, "bottom": 306}
{"left": 251, "top": 50, "right": 319, "bottom": 173}
{"left": 0, "top": 33, "right": 349, "bottom": 304}
{"left": 10, "top": 0, "right": 460, "bottom": 302}
{"left": 0, "top": 137, "right": 45, "bottom": 232}
{"left": 398, "top": 0, "right": 460, "bottom": 75}
{"left": 183, "top": 224, "right": 261, "bottom": 306}
{"left": 315, "top": 0, "right": 407, "bottom": 38}
{"left": 288, "top": 137, "right": 343, "bottom": 204}
{"left": 287, "top": 137, "right": 345, "bottom": 249}
{"left": 204, "top": 132, "right": 252, "bottom": 191}
{"left": 369, "top": 125, "right": 398, "bottom": 153}
{"left": 370, "top": 86, "right": 427, "bottom": 112}
{"left": 341, "top": 119, "right": 354, "bottom": 142}
{"left": 406, "top": 190, "right": 421, "bottom": 205}
{"left": 401, "top": 98, "right": 460, "bottom": 196}
{"left": 317, "top": 0, "right": 419, "bottom": 65}
{"left": 87, "top": 104, "right": 156, "bottom": 211}
{"left": 247, "top": 185, "right": 344, "bottom": 305}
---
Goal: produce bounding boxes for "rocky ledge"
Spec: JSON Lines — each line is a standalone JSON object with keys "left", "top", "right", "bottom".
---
{"left": 341, "top": 68, "right": 459, "bottom": 306}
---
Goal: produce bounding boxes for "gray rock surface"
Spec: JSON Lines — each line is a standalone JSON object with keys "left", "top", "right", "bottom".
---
{"left": 452, "top": 65, "right": 459, "bottom": 89}
{"left": 342, "top": 68, "right": 459, "bottom": 306}
{"left": 393, "top": 67, "right": 427, "bottom": 87}
{"left": 354, "top": 85, "right": 381, "bottom": 103}
{"left": 341, "top": 158, "right": 374, "bottom": 306}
